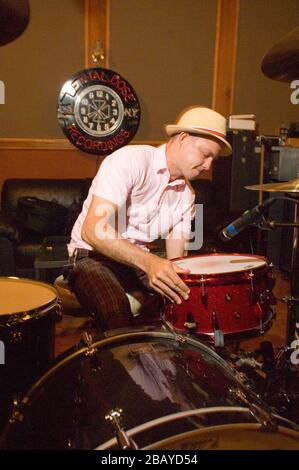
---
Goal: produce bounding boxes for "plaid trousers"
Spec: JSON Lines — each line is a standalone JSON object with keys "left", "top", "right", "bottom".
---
{"left": 67, "top": 250, "right": 150, "bottom": 331}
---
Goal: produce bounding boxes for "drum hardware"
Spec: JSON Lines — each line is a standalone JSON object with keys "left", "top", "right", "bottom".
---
{"left": 228, "top": 386, "right": 278, "bottom": 431}
{"left": 81, "top": 331, "right": 96, "bottom": 354}
{"left": 161, "top": 319, "right": 187, "bottom": 344}
{"left": 212, "top": 311, "right": 224, "bottom": 348}
{"left": 105, "top": 409, "right": 138, "bottom": 450}
{"left": 259, "top": 289, "right": 272, "bottom": 304}
{"left": 80, "top": 331, "right": 102, "bottom": 372}
{"left": 8, "top": 398, "right": 24, "bottom": 426}
{"left": 9, "top": 330, "right": 22, "bottom": 343}
{"left": 183, "top": 312, "right": 198, "bottom": 332}
{"left": 200, "top": 276, "right": 208, "bottom": 306}
{"left": 100, "top": 407, "right": 299, "bottom": 450}
{"left": 224, "top": 338, "right": 299, "bottom": 425}
{"left": 243, "top": 193, "right": 299, "bottom": 343}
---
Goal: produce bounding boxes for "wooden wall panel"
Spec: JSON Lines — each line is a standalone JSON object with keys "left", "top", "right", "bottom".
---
{"left": 234, "top": 0, "right": 299, "bottom": 134}
{"left": 0, "top": 0, "right": 85, "bottom": 139}
{"left": 109, "top": 0, "right": 217, "bottom": 141}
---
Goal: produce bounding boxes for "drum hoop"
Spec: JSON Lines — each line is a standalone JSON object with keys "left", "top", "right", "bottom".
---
{"left": 142, "top": 423, "right": 299, "bottom": 451}
{"left": 173, "top": 252, "right": 268, "bottom": 278}
{"left": 97, "top": 405, "right": 299, "bottom": 450}
{"left": 95, "top": 406, "right": 253, "bottom": 450}
{"left": 0, "top": 276, "right": 58, "bottom": 325}
{"left": 18, "top": 329, "right": 242, "bottom": 404}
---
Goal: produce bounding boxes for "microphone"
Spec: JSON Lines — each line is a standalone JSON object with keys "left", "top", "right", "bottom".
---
{"left": 219, "top": 198, "right": 275, "bottom": 241}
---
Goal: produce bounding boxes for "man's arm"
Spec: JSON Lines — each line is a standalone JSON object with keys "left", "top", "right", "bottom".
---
{"left": 81, "top": 195, "right": 190, "bottom": 304}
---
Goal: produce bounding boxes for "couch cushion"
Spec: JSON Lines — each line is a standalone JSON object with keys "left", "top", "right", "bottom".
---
{"left": 1, "top": 178, "right": 91, "bottom": 212}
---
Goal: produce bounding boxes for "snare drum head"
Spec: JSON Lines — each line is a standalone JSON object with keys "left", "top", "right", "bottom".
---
{"left": 174, "top": 254, "right": 266, "bottom": 275}
{"left": 0, "top": 277, "right": 57, "bottom": 316}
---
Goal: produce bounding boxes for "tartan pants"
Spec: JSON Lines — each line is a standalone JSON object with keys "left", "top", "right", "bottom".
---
{"left": 67, "top": 251, "right": 150, "bottom": 331}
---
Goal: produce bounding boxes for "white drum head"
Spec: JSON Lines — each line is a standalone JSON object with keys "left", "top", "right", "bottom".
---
{"left": 146, "top": 424, "right": 299, "bottom": 450}
{"left": 0, "top": 277, "right": 57, "bottom": 315}
{"left": 174, "top": 254, "right": 266, "bottom": 275}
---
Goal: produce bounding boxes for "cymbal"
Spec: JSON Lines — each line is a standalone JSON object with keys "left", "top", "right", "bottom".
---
{"left": 0, "top": 0, "right": 30, "bottom": 47}
{"left": 245, "top": 178, "right": 299, "bottom": 192}
{"left": 261, "top": 26, "right": 299, "bottom": 83}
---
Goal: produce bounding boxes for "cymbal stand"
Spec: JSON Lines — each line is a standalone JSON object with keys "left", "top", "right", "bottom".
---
{"left": 258, "top": 195, "right": 299, "bottom": 344}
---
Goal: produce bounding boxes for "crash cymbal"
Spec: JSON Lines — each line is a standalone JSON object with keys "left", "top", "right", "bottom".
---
{"left": 261, "top": 26, "right": 299, "bottom": 83}
{"left": 245, "top": 178, "right": 299, "bottom": 192}
{"left": 0, "top": 0, "right": 30, "bottom": 47}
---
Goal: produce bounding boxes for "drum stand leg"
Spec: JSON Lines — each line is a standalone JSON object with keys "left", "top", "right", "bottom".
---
{"left": 286, "top": 195, "right": 299, "bottom": 344}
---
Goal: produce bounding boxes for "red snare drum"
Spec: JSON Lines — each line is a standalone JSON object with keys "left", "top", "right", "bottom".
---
{"left": 162, "top": 253, "right": 276, "bottom": 345}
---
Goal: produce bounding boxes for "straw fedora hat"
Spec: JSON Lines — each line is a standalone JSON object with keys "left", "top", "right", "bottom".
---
{"left": 165, "top": 106, "right": 232, "bottom": 156}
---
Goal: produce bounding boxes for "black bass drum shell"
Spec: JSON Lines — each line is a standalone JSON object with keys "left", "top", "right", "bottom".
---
{"left": 57, "top": 67, "right": 141, "bottom": 155}
{"left": 0, "top": 328, "right": 287, "bottom": 450}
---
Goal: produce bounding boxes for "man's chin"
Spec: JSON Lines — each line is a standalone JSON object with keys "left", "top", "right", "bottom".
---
{"left": 189, "top": 170, "right": 202, "bottom": 181}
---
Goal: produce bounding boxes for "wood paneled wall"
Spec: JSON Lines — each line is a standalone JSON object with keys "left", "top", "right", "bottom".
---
{"left": 0, "top": 0, "right": 298, "bottom": 191}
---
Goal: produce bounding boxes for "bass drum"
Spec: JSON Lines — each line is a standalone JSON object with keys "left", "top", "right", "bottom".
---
{"left": 0, "top": 328, "right": 298, "bottom": 450}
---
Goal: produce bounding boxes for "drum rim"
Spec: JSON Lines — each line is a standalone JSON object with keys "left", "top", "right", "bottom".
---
{"left": 0, "top": 276, "right": 58, "bottom": 322}
{"left": 143, "top": 422, "right": 299, "bottom": 451}
{"left": 96, "top": 406, "right": 252, "bottom": 450}
{"left": 96, "top": 406, "right": 299, "bottom": 450}
{"left": 173, "top": 252, "right": 268, "bottom": 277}
{"left": 15, "top": 328, "right": 243, "bottom": 405}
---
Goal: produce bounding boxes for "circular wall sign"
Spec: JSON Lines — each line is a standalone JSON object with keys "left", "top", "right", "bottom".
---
{"left": 57, "top": 68, "right": 141, "bottom": 155}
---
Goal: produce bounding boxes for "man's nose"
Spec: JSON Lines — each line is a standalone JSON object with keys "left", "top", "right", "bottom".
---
{"left": 203, "top": 157, "right": 213, "bottom": 170}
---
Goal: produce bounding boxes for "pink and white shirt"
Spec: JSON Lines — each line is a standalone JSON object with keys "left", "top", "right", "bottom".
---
{"left": 68, "top": 144, "right": 195, "bottom": 255}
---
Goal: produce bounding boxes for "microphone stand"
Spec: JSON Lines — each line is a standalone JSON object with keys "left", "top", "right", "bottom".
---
{"left": 257, "top": 203, "right": 299, "bottom": 345}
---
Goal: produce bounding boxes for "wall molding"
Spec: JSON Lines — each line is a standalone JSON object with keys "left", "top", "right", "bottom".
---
{"left": 0, "top": 138, "right": 163, "bottom": 150}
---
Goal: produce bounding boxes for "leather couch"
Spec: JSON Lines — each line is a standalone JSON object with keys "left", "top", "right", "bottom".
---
{"left": 0, "top": 178, "right": 92, "bottom": 278}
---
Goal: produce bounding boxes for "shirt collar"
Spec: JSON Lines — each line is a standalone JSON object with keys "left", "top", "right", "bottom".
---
{"left": 154, "top": 144, "right": 186, "bottom": 187}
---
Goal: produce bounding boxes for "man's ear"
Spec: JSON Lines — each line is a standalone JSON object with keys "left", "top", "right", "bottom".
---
{"left": 177, "top": 132, "right": 189, "bottom": 143}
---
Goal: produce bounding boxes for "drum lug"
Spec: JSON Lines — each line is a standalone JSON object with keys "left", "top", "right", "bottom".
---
{"left": 10, "top": 329, "right": 22, "bottom": 343}
{"left": 183, "top": 312, "right": 198, "bottom": 333}
{"left": 200, "top": 276, "right": 208, "bottom": 307}
{"left": 105, "top": 408, "right": 139, "bottom": 450}
{"left": 259, "top": 289, "right": 271, "bottom": 304}
{"left": 231, "top": 387, "right": 278, "bottom": 431}
{"left": 81, "top": 332, "right": 96, "bottom": 356}
{"left": 259, "top": 319, "right": 265, "bottom": 335}
{"left": 248, "top": 271, "right": 258, "bottom": 305}
{"left": 162, "top": 320, "right": 187, "bottom": 344}
{"left": 55, "top": 299, "right": 62, "bottom": 322}
{"left": 9, "top": 397, "right": 24, "bottom": 424}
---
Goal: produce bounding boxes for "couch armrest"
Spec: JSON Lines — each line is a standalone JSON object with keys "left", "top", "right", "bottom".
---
{"left": 0, "top": 211, "right": 22, "bottom": 243}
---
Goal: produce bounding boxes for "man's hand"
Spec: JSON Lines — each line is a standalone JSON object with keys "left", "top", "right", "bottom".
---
{"left": 144, "top": 254, "right": 190, "bottom": 304}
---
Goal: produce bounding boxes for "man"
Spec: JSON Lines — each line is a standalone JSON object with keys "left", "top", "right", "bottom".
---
{"left": 67, "top": 106, "right": 232, "bottom": 331}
